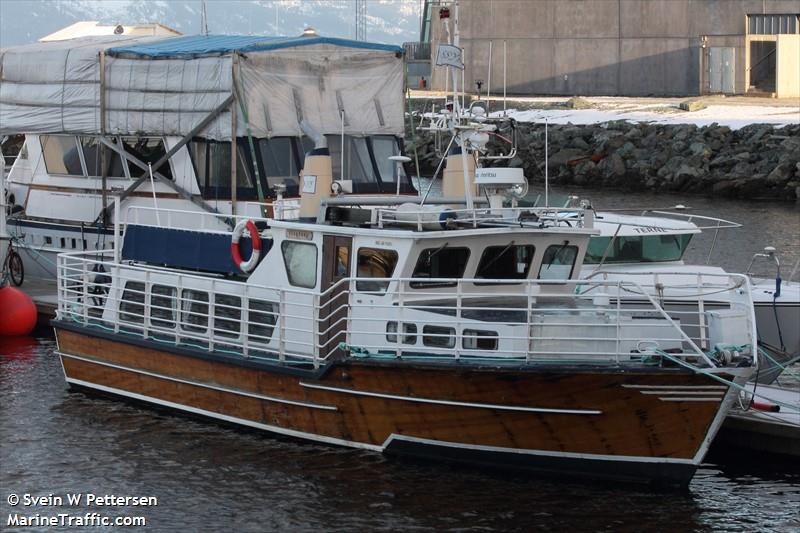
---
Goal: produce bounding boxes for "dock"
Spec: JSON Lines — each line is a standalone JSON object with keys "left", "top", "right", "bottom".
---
{"left": 22, "top": 279, "right": 58, "bottom": 326}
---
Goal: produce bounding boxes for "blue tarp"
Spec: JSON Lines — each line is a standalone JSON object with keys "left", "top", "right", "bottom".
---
{"left": 107, "top": 34, "right": 403, "bottom": 58}
{"left": 122, "top": 225, "right": 270, "bottom": 275}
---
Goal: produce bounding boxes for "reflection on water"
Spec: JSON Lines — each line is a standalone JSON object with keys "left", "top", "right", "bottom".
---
{"left": 1, "top": 335, "right": 799, "bottom": 532}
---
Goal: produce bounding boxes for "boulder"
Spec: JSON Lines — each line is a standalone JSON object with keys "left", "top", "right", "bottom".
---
{"left": 547, "top": 148, "right": 587, "bottom": 168}
{"left": 566, "top": 97, "right": 593, "bottom": 109}
{"left": 597, "top": 153, "right": 626, "bottom": 178}
{"left": 766, "top": 161, "right": 795, "bottom": 184}
{"left": 689, "top": 142, "right": 711, "bottom": 158}
{"left": 679, "top": 99, "right": 707, "bottom": 112}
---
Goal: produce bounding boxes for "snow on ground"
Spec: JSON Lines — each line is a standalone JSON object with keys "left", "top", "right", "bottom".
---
{"left": 411, "top": 92, "right": 799, "bottom": 129}
{"left": 493, "top": 104, "right": 800, "bottom": 129}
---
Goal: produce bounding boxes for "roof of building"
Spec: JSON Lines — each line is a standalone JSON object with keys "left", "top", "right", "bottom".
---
{"left": 107, "top": 34, "right": 404, "bottom": 58}
{"left": 39, "top": 21, "right": 181, "bottom": 42}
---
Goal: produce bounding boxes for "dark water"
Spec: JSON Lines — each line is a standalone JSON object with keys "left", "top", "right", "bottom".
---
{"left": 1, "top": 335, "right": 799, "bottom": 532}
{"left": 2, "top": 192, "right": 799, "bottom": 532}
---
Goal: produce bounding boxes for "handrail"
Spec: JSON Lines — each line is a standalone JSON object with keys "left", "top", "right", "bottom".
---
{"left": 56, "top": 252, "right": 757, "bottom": 370}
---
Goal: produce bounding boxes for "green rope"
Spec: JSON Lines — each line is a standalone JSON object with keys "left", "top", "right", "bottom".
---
{"left": 656, "top": 348, "right": 799, "bottom": 413}
{"left": 758, "top": 346, "right": 800, "bottom": 381}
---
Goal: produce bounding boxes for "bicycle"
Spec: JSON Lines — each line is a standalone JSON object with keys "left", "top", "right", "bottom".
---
{"left": 2, "top": 237, "right": 24, "bottom": 286}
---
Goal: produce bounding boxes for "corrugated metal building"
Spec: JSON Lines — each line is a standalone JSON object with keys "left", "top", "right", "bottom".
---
{"left": 425, "top": 0, "right": 800, "bottom": 97}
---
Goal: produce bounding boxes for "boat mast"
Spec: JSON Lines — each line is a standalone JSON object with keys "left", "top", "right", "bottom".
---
{"left": 449, "top": 1, "right": 474, "bottom": 211}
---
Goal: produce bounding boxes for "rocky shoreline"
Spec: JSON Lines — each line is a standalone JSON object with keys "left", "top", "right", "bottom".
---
{"left": 406, "top": 119, "right": 800, "bottom": 200}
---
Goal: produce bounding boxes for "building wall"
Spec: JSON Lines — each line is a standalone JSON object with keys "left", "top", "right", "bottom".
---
{"left": 776, "top": 34, "right": 800, "bottom": 96}
{"left": 430, "top": 0, "right": 800, "bottom": 96}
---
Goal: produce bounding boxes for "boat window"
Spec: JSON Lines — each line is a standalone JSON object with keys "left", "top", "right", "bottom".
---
{"left": 463, "top": 329, "right": 498, "bottom": 351}
{"left": 40, "top": 135, "right": 84, "bottom": 176}
{"left": 475, "top": 244, "right": 535, "bottom": 282}
{"left": 214, "top": 293, "right": 242, "bottom": 338}
{"left": 356, "top": 248, "right": 398, "bottom": 292}
{"left": 584, "top": 235, "right": 693, "bottom": 264}
{"left": 335, "top": 245, "right": 350, "bottom": 277}
{"left": 80, "top": 137, "right": 126, "bottom": 178}
{"left": 282, "top": 241, "right": 318, "bottom": 288}
{"left": 372, "top": 136, "right": 406, "bottom": 187}
{"left": 248, "top": 299, "right": 277, "bottom": 342}
{"left": 119, "top": 281, "right": 146, "bottom": 324}
{"left": 151, "top": 285, "right": 176, "bottom": 329}
{"left": 327, "top": 135, "right": 373, "bottom": 184}
{"left": 122, "top": 137, "right": 173, "bottom": 180}
{"left": 189, "top": 139, "right": 256, "bottom": 199}
{"left": 386, "top": 321, "right": 418, "bottom": 344}
{"left": 180, "top": 289, "right": 209, "bottom": 333}
{"left": 258, "top": 137, "right": 300, "bottom": 194}
{"left": 538, "top": 244, "right": 579, "bottom": 280}
{"left": 411, "top": 246, "right": 470, "bottom": 288}
{"left": 422, "top": 325, "right": 456, "bottom": 349}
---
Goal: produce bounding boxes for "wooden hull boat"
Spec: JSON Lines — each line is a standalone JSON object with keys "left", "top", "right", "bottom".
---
{"left": 55, "top": 320, "right": 750, "bottom": 487}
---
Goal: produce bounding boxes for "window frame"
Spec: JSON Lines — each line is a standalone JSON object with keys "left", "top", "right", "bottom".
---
{"left": 119, "top": 281, "right": 146, "bottom": 325}
{"left": 474, "top": 244, "right": 536, "bottom": 285}
{"left": 40, "top": 135, "right": 85, "bottom": 177}
{"left": 422, "top": 325, "right": 456, "bottom": 349}
{"left": 410, "top": 246, "right": 471, "bottom": 288}
{"left": 356, "top": 247, "right": 399, "bottom": 292}
{"left": 462, "top": 329, "right": 499, "bottom": 351}
{"left": 538, "top": 244, "right": 579, "bottom": 281}
{"left": 281, "top": 240, "right": 319, "bottom": 289}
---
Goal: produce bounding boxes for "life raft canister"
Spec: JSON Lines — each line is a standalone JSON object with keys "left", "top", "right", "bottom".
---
{"left": 230, "top": 219, "right": 261, "bottom": 273}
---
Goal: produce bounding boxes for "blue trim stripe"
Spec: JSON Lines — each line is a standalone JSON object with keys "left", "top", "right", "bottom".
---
{"left": 108, "top": 34, "right": 403, "bottom": 58}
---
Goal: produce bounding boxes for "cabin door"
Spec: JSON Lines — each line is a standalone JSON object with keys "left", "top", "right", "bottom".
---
{"left": 319, "top": 235, "right": 352, "bottom": 360}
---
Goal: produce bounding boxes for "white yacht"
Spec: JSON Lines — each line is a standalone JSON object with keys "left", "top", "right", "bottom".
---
{"left": 0, "top": 32, "right": 415, "bottom": 281}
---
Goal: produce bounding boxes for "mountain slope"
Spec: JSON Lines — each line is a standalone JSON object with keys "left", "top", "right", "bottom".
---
{"left": 0, "top": 0, "right": 421, "bottom": 47}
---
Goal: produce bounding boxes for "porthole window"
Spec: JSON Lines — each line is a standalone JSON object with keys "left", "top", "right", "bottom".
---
{"left": 386, "top": 321, "right": 418, "bottom": 344}
{"left": 462, "top": 329, "right": 498, "bottom": 351}
{"left": 422, "top": 325, "right": 456, "bottom": 349}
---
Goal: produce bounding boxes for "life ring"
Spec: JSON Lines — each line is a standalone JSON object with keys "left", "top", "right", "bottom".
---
{"left": 231, "top": 219, "right": 261, "bottom": 273}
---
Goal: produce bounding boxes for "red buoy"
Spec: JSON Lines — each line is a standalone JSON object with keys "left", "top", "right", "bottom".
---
{"left": 0, "top": 286, "right": 37, "bottom": 336}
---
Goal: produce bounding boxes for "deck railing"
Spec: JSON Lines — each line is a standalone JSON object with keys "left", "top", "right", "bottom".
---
{"left": 56, "top": 250, "right": 756, "bottom": 370}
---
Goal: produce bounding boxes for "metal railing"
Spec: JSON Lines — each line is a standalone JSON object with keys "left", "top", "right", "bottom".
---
{"left": 57, "top": 249, "right": 757, "bottom": 370}
{"left": 376, "top": 205, "right": 592, "bottom": 231}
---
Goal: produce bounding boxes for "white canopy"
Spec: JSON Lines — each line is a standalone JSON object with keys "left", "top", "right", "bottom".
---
{"left": 0, "top": 34, "right": 405, "bottom": 140}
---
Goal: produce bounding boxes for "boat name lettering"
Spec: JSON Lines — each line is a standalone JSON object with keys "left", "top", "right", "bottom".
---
{"left": 287, "top": 230, "right": 313, "bottom": 241}
{"left": 633, "top": 226, "right": 667, "bottom": 234}
{"left": 375, "top": 240, "right": 393, "bottom": 247}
